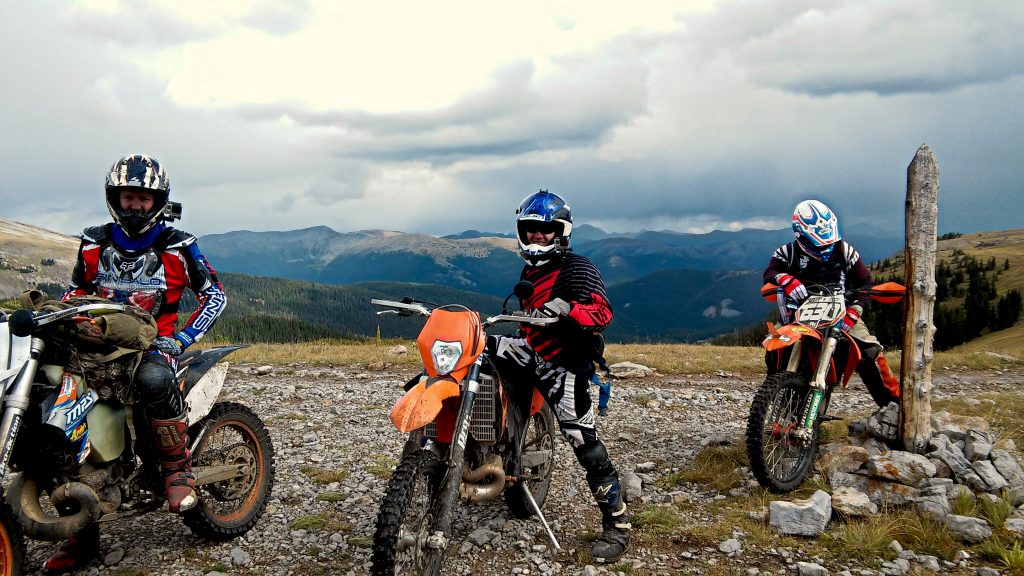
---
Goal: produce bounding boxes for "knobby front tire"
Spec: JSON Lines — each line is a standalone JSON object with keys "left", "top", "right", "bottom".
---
{"left": 0, "top": 494, "right": 25, "bottom": 576}
{"left": 371, "top": 449, "right": 448, "bottom": 576}
{"left": 746, "top": 372, "right": 819, "bottom": 493}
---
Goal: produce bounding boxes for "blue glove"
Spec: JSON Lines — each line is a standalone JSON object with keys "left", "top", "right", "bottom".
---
{"left": 152, "top": 335, "right": 185, "bottom": 356}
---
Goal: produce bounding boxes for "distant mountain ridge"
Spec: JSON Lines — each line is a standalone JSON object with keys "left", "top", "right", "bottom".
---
{"left": 199, "top": 224, "right": 902, "bottom": 292}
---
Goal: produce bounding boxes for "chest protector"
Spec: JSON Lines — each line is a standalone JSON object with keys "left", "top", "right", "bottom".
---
{"left": 95, "top": 244, "right": 167, "bottom": 314}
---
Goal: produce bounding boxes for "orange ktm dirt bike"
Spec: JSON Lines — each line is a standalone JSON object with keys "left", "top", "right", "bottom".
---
{"left": 0, "top": 300, "right": 274, "bottom": 564}
{"left": 369, "top": 281, "right": 560, "bottom": 576}
{"left": 745, "top": 281, "right": 905, "bottom": 493}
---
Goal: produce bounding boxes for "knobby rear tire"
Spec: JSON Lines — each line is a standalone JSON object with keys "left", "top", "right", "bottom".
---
{"left": 746, "top": 371, "right": 819, "bottom": 493}
{"left": 183, "top": 402, "right": 276, "bottom": 541}
{"left": 504, "top": 403, "right": 556, "bottom": 518}
{"left": 0, "top": 494, "right": 25, "bottom": 576}
{"left": 371, "top": 449, "right": 447, "bottom": 576}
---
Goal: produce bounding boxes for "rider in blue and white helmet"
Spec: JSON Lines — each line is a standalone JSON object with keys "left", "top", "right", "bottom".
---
{"left": 791, "top": 199, "right": 840, "bottom": 261}
{"left": 765, "top": 199, "right": 901, "bottom": 409}
{"left": 515, "top": 190, "right": 574, "bottom": 266}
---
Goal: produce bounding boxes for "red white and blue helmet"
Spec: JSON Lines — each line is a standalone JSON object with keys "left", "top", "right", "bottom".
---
{"left": 104, "top": 154, "right": 171, "bottom": 238}
{"left": 792, "top": 199, "right": 840, "bottom": 260}
{"left": 515, "top": 190, "right": 573, "bottom": 266}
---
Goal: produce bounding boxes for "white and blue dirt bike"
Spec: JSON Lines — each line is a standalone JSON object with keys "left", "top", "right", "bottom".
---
{"left": 0, "top": 300, "right": 274, "bottom": 571}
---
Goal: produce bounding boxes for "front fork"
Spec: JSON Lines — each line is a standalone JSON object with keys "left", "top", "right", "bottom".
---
{"left": 794, "top": 331, "right": 838, "bottom": 443}
{"left": 425, "top": 356, "right": 484, "bottom": 550}
{"left": 0, "top": 337, "right": 43, "bottom": 479}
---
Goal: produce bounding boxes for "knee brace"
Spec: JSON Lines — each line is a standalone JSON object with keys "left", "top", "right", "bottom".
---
{"left": 135, "top": 355, "right": 184, "bottom": 418}
{"left": 573, "top": 440, "right": 618, "bottom": 490}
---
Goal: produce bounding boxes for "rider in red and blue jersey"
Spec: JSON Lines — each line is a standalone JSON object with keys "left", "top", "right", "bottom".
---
{"left": 48, "top": 154, "right": 226, "bottom": 572}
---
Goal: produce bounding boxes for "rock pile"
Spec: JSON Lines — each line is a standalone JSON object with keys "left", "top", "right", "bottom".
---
{"left": 813, "top": 402, "right": 1024, "bottom": 542}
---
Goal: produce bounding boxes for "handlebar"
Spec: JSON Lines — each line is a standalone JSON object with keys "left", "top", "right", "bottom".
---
{"left": 370, "top": 299, "right": 559, "bottom": 327}
{"left": 7, "top": 303, "right": 127, "bottom": 337}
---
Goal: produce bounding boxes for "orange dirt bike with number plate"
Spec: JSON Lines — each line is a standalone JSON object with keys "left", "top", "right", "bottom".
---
{"left": 0, "top": 300, "right": 274, "bottom": 565}
{"left": 745, "top": 281, "right": 905, "bottom": 493}
{"left": 370, "top": 281, "right": 559, "bottom": 576}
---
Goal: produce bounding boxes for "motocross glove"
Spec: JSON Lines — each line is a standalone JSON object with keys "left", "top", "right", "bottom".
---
{"left": 541, "top": 298, "right": 571, "bottom": 318}
{"left": 152, "top": 335, "right": 186, "bottom": 356}
{"left": 775, "top": 273, "right": 808, "bottom": 302}
{"left": 840, "top": 306, "right": 861, "bottom": 333}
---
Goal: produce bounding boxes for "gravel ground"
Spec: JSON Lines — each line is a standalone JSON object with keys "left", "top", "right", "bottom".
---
{"left": 13, "top": 362, "right": 1024, "bottom": 575}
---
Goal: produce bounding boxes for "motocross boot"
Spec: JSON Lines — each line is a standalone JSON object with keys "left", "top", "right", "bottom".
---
{"left": 149, "top": 410, "right": 198, "bottom": 512}
{"left": 44, "top": 524, "right": 100, "bottom": 573}
{"left": 591, "top": 482, "right": 632, "bottom": 564}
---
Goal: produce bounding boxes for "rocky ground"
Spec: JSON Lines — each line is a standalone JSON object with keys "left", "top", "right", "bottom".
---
{"left": 15, "top": 362, "right": 1024, "bottom": 576}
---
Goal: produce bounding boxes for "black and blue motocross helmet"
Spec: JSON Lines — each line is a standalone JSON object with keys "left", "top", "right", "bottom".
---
{"left": 104, "top": 154, "right": 171, "bottom": 238}
{"left": 515, "top": 189, "right": 573, "bottom": 266}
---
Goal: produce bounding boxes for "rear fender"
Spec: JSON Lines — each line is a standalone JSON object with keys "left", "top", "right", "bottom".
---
{"left": 390, "top": 375, "right": 460, "bottom": 433}
{"left": 529, "top": 388, "right": 545, "bottom": 416}
{"left": 182, "top": 345, "right": 248, "bottom": 424}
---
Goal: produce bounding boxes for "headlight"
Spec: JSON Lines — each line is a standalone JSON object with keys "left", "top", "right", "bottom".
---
{"left": 430, "top": 340, "right": 463, "bottom": 376}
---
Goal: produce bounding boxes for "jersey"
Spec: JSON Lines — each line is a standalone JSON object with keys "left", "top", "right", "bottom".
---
{"left": 519, "top": 252, "right": 612, "bottom": 373}
{"left": 63, "top": 223, "right": 226, "bottom": 346}
{"left": 763, "top": 240, "right": 873, "bottom": 308}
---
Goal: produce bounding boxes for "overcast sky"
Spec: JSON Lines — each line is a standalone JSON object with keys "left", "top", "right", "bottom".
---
{"left": 1, "top": 1, "right": 1021, "bottom": 239}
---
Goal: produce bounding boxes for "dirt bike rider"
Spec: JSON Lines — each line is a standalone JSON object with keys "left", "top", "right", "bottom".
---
{"left": 46, "top": 154, "right": 226, "bottom": 573}
{"left": 487, "top": 189, "right": 630, "bottom": 564}
{"left": 764, "top": 199, "right": 900, "bottom": 408}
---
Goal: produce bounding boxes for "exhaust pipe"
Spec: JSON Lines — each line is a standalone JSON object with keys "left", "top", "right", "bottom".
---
{"left": 8, "top": 474, "right": 103, "bottom": 541}
{"left": 459, "top": 454, "right": 505, "bottom": 502}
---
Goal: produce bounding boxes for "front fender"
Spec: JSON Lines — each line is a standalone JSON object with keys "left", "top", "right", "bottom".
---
{"left": 763, "top": 323, "right": 822, "bottom": 352}
{"left": 390, "top": 376, "right": 460, "bottom": 433}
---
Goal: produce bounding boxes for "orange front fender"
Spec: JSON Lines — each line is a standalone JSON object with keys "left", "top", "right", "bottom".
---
{"left": 390, "top": 377, "right": 461, "bottom": 433}
{"left": 763, "top": 323, "right": 821, "bottom": 352}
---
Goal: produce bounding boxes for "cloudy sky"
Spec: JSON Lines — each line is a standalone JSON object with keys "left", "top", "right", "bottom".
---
{"left": 1, "top": 0, "right": 1021, "bottom": 239}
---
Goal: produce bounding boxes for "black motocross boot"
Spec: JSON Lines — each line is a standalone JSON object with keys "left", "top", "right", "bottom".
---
{"left": 591, "top": 481, "right": 631, "bottom": 563}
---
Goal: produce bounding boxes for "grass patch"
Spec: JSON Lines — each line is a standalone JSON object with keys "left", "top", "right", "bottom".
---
{"left": 659, "top": 444, "right": 748, "bottom": 492}
{"left": 315, "top": 491, "right": 348, "bottom": 503}
{"left": 978, "top": 493, "right": 1015, "bottom": 529}
{"left": 283, "top": 412, "right": 310, "bottom": 421}
{"left": 366, "top": 454, "right": 398, "bottom": 478}
{"left": 300, "top": 465, "right": 349, "bottom": 485}
{"left": 1000, "top": 540, "right": 1024, "bottom": 573}
{"left": 348, "top": 536, "right": 373, "bottom": 548}
{"left": 825, "top": 517, "right": 897, "bottom": 561}
{"left": 112, "top": 571, "right": 150, "bottom": 576}
{"left": 632, "top": 394, "right": 652, "bottom": 407}
{"left": 632, "top": 504, "right": 682, "bottom": 535}
{"left": 890, "top": 512, "right": 961, "bottom": 561}
{"left": 290, "top": 514, "right": 328, "bottom": 531}
{"left": 205, "top": 562, "right": 230, "bottom": 572}
{"left": 951, "top": 490, "right": 977, "bottom": 516}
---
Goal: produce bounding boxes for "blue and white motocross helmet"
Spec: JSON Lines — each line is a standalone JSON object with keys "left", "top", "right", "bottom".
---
{"left": 792, "top": 199, "right": 840, "bottom": 261}
{"left": 515, "top": 189, "right": 573, "bottom": 266}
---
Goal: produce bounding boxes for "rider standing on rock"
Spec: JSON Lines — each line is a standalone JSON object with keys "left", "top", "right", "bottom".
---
{"left": 48, "top": 154, "right": 226, "bottom": 572}
{"left": 764, "top": 199, "right": 900, "bottom": 408}
{"left": 488, "top": 189, "right": 630, "bottom": 563}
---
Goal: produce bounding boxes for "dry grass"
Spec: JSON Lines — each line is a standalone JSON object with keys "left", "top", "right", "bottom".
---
{"left": 219, "top": 338, "right": 423, "bottom": 369}
{"left": 205, "top": 337, "right": 1021, "bottom": 376}
{"left": 299, "top": 465, "right": 350, "bottom": 485}
{"left": 934, "top": 393, "right": 1024, "bottom": 454}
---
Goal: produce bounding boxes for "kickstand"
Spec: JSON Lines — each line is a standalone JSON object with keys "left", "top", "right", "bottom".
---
{"left": 521, "top": 483, "right": 561, "bottom": 552}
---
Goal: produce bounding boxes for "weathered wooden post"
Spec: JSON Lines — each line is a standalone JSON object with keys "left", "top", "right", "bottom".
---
{"left": 900, "top": 144, "right": 939, "bottom": 454}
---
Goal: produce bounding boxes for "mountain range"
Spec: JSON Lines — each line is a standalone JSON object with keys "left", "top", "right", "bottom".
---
{"left": 1, "top": 218, "right": 906, "bottom": 342}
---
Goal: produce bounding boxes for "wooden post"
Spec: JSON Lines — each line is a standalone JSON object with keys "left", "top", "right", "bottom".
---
{"left": 900, "top": 144, "right": 939, "bottom": 454}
